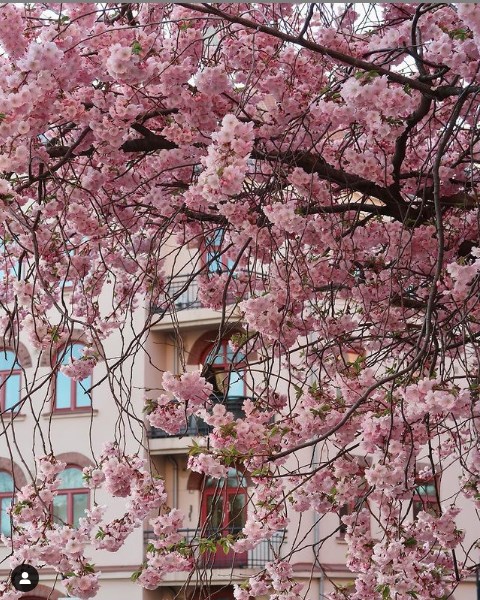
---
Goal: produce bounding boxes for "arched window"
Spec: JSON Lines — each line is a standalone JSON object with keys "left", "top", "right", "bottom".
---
{"left": 52, "top": 466, "right": 88, "bottom": 528}
{"left": 55, "top": 343, "right": 92, "bottom": 410}
{"left": 0, "top": 350, "right": 21, "bottom": 412}
{"left": 201, "top": 468, "right": 248, "bottom": 567}
{"left": 413, "top": 476, "right": 441, "bottom": 518}
{"left": 203, "top": 340, "right": 247, "bottom": 420}
{"left": 203, "top": 340, "right": 246, "bottom": 400}
{"left": 0, "top": 471, "right": 14, "bottom": 536}
{"left": 203, "top": 228, "right": 234, "bottom": 275}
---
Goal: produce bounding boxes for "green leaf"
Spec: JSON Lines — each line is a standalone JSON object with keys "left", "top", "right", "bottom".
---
{"left": 131, "top": 41, "right": 142, "bottom": 55}
{"left": 130, "top": 569, "right": 141, "bottom": 582}
{"left": 404, "top": 537, "right": 417, "bottom": 547}
{"left": 449, "top": 28, "right": 470, "bottom": 41}
{"left": 375, "top": 584, "right": 391, "bottom": 600}
{"left": 198, "top": 537, "right": 217, "bottom": 553}
{"left": 95, "top": 527, "right": 106, "bottom": 540}
{"left": 219, "top": 537, "right": 231, "bottom": 554}
{"left": 189, "top": 440, "right": 203, "bottom": 456}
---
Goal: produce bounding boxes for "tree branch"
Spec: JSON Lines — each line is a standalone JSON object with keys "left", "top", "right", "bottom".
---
{"left": 179, "top": 3, "right": 465, "bottom": 100}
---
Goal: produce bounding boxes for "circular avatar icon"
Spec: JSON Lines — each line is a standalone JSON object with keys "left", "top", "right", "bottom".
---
{"left": 11, "top": 564, "right": 39, "bottom": 592}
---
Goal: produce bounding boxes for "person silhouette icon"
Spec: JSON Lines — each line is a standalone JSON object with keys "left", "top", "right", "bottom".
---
{"left": 11, "top": 564, "right": 39, "bottom": 592}
{"left": 19, "top": 571, "right": 31, "bottom": 585}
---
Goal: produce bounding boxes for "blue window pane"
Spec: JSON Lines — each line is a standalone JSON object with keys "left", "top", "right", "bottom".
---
{"left": 206, "top": 229, "right": 229, "bottom": 274}
{"left": 207, "top": 252, "right": 222, "bottom": 274}
{"left": 5, "top": 374, "right": 20, "bottom": 410}
{"left": 76, "top": 378, "right": 92, "bottom": 407}
{"left": 1, "top": 497, "right": 12, "bottom": 536}
{"left": 226, "top": 346, "right": 245, "bottom": 362}
{"left": 227, "top": 370, "right": 245, "bottom": 397}
{"left": 58, "top": 467, "right": 84, "bottom": 489}
{"left": 416, "top": 483, "right": 436, "bottom": 497}
{"left": 57, "top": 344, "right": 93, "bottom": 409}
{"left": 0, "top": 350, "right": 20, "bottom": 371}
{"left": 53, "top": 494, "right": 67, "bottom": 525}
{"left": 226, "top": 468, "right": 247, "bottom": 488}
{"left": 62, "top": 343, "right": 84, "bottom": 364}
{"left": 0, "top": 472, "right": 13, "bottom": 493}
{"left": 73, "top": 493, "right": 89, "bottom": 528}
{"left": 56, "top": 371, "right": 72, "bottom": 409}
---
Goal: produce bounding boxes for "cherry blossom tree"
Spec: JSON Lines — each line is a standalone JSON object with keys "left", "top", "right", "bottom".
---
{"left": 1, "top": 3, "right": 480, "bottom": 599}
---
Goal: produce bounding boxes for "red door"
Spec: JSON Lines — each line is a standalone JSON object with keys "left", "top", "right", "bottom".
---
{"left": 201, "top": 470, "right": 248, "bottom": 568}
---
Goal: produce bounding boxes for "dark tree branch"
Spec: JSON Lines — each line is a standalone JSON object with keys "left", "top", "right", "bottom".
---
{"left": 179, "top": 3, "right": 466, "bottom": 100}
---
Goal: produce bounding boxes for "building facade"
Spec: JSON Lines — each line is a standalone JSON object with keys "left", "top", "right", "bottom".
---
{"left": 0, "top": 238, "right": 478, "bottom": 600}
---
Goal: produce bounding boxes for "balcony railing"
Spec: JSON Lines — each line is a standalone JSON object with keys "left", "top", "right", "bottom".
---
{"left": 148, "top": 395, "right": 248, "bottom": 439}
{"left": 151, "top": 274, "right": 201, "bottom": 313}
{"left": 144, "top": 528, "right": 285, "bottom": 569}
{"left": 151, "top": 273, "right": 246, "bottom": 314}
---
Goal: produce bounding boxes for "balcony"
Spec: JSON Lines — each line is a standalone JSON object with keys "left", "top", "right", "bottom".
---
{"left": 152, "top": 274, "right": 244, "bottom": 315}
{"left": 154, "top": 274, "right": 201, "bottom": 312}
{"left": 148, "top": 395, "right": 247, "bottom": 439}
{"left": 144, "top": 528, "right": 285, "bottom": 569}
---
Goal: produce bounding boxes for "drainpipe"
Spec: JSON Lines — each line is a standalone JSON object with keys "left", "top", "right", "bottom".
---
{"left": 167, "top": 333, "right": 179, "bottom": 509}
{"left": 309, "top": 331, "right": 325, "bottom": 600}
{"left": 313, "top": 443, "right": 325, "bottom": 600}
{"left": 167, "top": 455, "right": 178, "bottom": 509}
{"left": 168, "top": 332, "right": 179, "bottom": 374}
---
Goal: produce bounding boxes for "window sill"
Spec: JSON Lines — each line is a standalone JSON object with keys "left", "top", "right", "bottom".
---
{"left": 42, "top": 409, "right": 98, "bottom": 419}
{"left": 336, "top": 535, "right": 348, "bottom": 544}
{"left": 1, "top": 412, "right": 26, "bottom": 421}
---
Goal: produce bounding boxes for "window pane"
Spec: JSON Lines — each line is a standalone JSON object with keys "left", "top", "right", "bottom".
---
{"left": 53, "top": 494, "right": 67, "bottom": 525}
{"left": 226, "top": 346, "right": 245, "bottom": 363}
{"left": 73, "top": 493, "right": 89, "bottom": 528}
{"left": 205, "top": 476, "right": 224, "bottom": 489}
{"left": 56, "top": 371, "right": 72, "bottom": 409}
{"left": 227, "top": 370, "right": 245, "bottom": 397}
{"left": 226, "top": 468, "right": 247, "bottom": 488}
{"left": 58, "top": 467, "right": 84, "bottom": 489}
{"left": 206, "top": 494, "right": 223, "bottom": 535}
{"left": 62, "top": 343, "right": 84, "bottom": 363}
{"left": 416, "top": 482, "right": 436, "bottom": 497}
{"left": 5, "top": 373, "right": 20, "bottom": 410}
{"left": 228, "top": 493, "right": 246, "bottom": 533}
{"left": 211, "top": 352, "right": 224, "bottom": 365}
{"left": 0, "top": 472, "right": 13, "bottom": 493}
{"left": 76, "top": 377, "right": 92, "bottom": 407}
{"left": 207, "top": 252, "right": 222, "bottom": 274}
{"left": 0, "top": 350, "right": 20, "bottom": 371}
{"left": 1, "top": 496, "right": 12, "bottom": 536}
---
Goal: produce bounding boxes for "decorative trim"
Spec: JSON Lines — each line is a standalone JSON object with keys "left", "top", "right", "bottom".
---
{"left": 53, "top": 452, "right": 94, "bottom": 469}
{"left": 40, "top": 332, "right": 106, "bottom": 368}
{"left": 42, "top": 409, "right": 98, "bottom": 420}
{"left": 187, "top": 328, "right": 243, "bottom": 366}
{"left": 21, "top": 583, "right": 62, "bottom": 599}
{"left": 0, "top": 342, "right": 33, "bottom": 368}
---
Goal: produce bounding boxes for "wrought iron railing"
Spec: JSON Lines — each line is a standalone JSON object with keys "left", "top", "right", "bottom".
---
{"left": 148, "top": 395, "right": 248, "bottom": 439}
{"left": 144, "top": 528, "right": 285, "bottom": 569}
{"left": 151, "top": 273, "right": 246, "bottom": 314}
{"left": 152, "top": 274, "right": 201, "bottom": 313}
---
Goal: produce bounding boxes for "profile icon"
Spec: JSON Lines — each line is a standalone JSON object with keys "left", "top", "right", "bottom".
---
{"left": 19, "top": 571, "right": 31, "bottom": 585}
{"left": 11, "top": 564, "right": 39, "bottom": 592}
